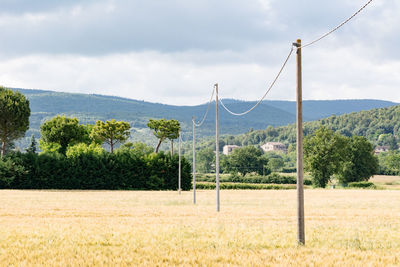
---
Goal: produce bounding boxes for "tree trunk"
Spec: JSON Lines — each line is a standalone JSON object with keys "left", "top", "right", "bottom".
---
{"left": 1, "top": 141, "right": 5, "bottom": 158}
{"left": 171, "top": 140, "right": 174, "bottom": 155}
{"left": 110, "top": 134, "right": 114, "bottom": 153}
{"left": 155, "top": 140, "right": 162, "bottom": 153}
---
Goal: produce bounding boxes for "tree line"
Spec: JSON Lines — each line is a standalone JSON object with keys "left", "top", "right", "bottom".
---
{"left": 0, "top": 87, "right": 396, "bottom": 189}
{"left": 184, "top": 103, "right": 400, "bottom": 182}
{"left": 0, "top": 87, "right": 191, "bottom": 190}
{"left": 214, "top": 104, "right": 400, "bottom": 149}
{"left": 188, "top": 127, "right": 378, "bottom": 188}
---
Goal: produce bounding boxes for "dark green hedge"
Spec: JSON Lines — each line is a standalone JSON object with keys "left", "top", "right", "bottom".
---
{"left": 197, "top": 172, "right": 312, "bottom": 185}
{"left": 196, "top": 182, "right": 296, "bottom": 190}
{"left": 0, "top": 151, "right": 192, "bottom": 190}
{"left": 347, "top": 181, "right": 376, "bottom": 189}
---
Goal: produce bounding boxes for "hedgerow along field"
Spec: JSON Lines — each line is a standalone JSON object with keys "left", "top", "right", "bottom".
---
{"left": 1, "top": 189, "right": 399, "bottom": 266}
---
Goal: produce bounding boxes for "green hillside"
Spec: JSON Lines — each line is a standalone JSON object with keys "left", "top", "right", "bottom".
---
{"left": 210, "top": 104, "right": 400, "bottom": 150}
{"left": 10, "top": 88, "right": 399, "bottom": 150}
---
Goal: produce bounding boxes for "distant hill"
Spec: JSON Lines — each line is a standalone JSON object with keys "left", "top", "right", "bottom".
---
{"left": 211, "top": 104, "right": 400, "bottom": 150}
{"left": 10, "top": 88, "right": 399, "bottom": 150}
{"left": 264, "top": 99, "right": 398, "bottom": 121}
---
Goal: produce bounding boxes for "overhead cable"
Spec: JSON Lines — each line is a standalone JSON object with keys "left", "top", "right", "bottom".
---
{"left": 194, "top": 87, "right": 215, "bottom": 127}
{"left": 218, "top": 46, "right": 294, "bottom": 116}
{"left": 301, "top": 0, "right": 374, "bottom": 49}
{"left": 179, "top": 131, "right": 187, "bottom": 142}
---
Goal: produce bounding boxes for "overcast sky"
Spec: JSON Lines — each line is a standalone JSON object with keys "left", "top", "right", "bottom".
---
{"left": 0, "top": 0, "right": 399, "bottom": 105}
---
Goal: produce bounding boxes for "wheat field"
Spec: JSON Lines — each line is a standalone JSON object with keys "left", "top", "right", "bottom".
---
{"left": 0, "top": 189, "right": 399, "bottom": 266}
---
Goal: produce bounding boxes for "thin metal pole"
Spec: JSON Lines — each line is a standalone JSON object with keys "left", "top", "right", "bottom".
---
{"left": 192, "top": 117, "right": 196, "bottom": 204}
{"left": 294, "top": 38, "right": 305, "bottom": 245}
{"left": 178, "top": 130, "right": 181, "bottom": 194}
{"left": 215, "top": 83, "right": 220, "bottom": 212}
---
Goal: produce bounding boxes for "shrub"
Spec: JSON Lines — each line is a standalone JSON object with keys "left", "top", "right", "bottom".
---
{"left": 347, "top": 181, "right": 376, "bottom": 189}
{"left": 218, "top": 172, "right": 312, "bottom": 185}
{"left": 281, "top": 167, "right": 297, "bottom": 173}
{"left": 196, "top": 182, "right": 296, "bottom": 190}
{"left": 0, "top": 157, "right": 26, "bottom": 188}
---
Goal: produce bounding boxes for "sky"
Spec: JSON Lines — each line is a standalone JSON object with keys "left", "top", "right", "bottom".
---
{"left": 0, "top": 0, "right": 399, "bottom": 106}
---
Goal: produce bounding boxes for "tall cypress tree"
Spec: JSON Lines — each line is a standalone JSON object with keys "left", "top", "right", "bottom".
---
{"left": 26, "top": 135, "right": 37, "bottom": 154}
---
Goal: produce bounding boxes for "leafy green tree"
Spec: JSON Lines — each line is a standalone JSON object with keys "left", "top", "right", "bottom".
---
{"left": 66, "top": 143, "right": 105, "bottom": 158}
{"left": 25, "top": 135, "right": 37, "bottom": 154}
{"left": 147, "top": 119, "right": 180, "bottom": 153}
{"left": 0, "top": 87, "right": 30, "bottom": 157}
{"left": 82, "top": 124, "right": 102, "bottom": 145}
{"left": 377, "top": 134, "right": 397, "bottom": 150}
{"left": 118, "top": 142, "right": 154, "bottom": 156}
{"left": 304, "top": 127, "right": 347, "bottom": 188}
{"left": 90, "top": 119, "right": 130, "bottom": 153}
{"left": 337, "top": 136, "right": 378, "bottom": 184}
{"left": 377, "top": 150, "right": 400, "bottom": 175}
{"left": 40, "top": 116, "right": 86, "bottom": 154}
{"left": 268, "top": 157, "right": 284, "bottom": 172}
{"left": 263, "top": 151, "right": 292, "bottom": 171}
{"left": 197, "top": 148, "right": 215, "bottom": 173}
{"left": 219, "top": 154, "right": 230, "bottom": 173}
{"left": 38, "top": 140, "right": 61, "bottom": 153}
{"left": 225, "top": 146, "right": 267, "bottom": 176}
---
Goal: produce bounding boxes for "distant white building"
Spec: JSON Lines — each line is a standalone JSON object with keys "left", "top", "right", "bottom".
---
{"left": 374, "top": 146, "right": 390, "bottom": 154}
{"left": 261, "top": 142, "right": 287, "bottom": 154}
{"left": 223, "top": 145, "right": 240, "bottom": 155}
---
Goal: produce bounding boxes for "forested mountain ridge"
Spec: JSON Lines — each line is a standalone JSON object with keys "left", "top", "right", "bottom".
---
{"left": 11, "top": 88, "right": 399, "bottom": 150}
{"left": 209, "top": 104, "right": 400, "bottom": 151}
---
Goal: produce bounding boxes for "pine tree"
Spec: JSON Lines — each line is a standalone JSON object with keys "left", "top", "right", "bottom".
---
{"left": 0, "top": 87, "right": 30, "bottom": 157}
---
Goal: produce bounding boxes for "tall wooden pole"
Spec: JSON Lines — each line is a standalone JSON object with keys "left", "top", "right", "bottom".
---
{"left": 178, "top": 130, "right": 181, "bottom": 194}
{"left": 295, "top": 39, "right": 305, "bottom": 245}
{"left": 215, "top": 83, "right": 220, "bottom": 212}
{"left": 192, "top": 117, "right": 196, "bottom": 204}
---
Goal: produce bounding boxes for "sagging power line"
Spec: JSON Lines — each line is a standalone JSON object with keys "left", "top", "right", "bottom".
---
{"left": 301, "top": 0, "right": 374, "bottom": 48}
{"left": 194, "top": 87, "right": 215, "bottom": 127}
{"left": 219, "top": 46, "right": 295, "bottom": 116}
{"left": 217, "top": 0, "right": 374, "bottom": 116}
{"left": 187, "top": 0, "right": 375, "bottom": 224}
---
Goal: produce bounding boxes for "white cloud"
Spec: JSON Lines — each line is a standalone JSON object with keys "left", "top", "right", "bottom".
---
{"left": 1, "top": 41, "right": 398, "bottom": 106}
{"left": 0, "top": 0, "right": 398, "bottom": 105}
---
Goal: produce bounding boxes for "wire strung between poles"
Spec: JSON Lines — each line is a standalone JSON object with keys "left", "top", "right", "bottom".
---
{"left": 301, "top": 0, "right": 374, "bottom": 49}
{"left": 212, "top": 0, "right": 374, "bottom": 117}
{"left": 193, "top": 87, "right": 215, "bottom": 127}
{"left": 219, "top": 46, "right": 294, "bottom": 116}
{"left": 179, "top": 131, "right": 188, "bottom": 142}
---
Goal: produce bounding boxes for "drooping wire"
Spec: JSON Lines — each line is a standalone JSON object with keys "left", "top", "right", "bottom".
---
{"left": 193, "top": 87, "right": 215, "bottom": 127}
{"left": 179, "top": 131, "right": 187, "bottom": 142}
{"left": 218, "top": 0, "right": 373, "bottom": 116}
{"left": 301, "top": 0, "right": 374, "bottom": 49}
{"left": 218, "top": 46, "right": 294, "bottom": 116}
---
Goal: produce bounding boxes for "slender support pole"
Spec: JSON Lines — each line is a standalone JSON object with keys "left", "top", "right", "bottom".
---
{"left": 215, "top": 83, "right": 220, "bottom": 212}
{"left": 294, "top": 39, "right": 305, "bottom": 245}
{"left": 178, "top": 130, "right": 181, "bottom": 194}
{"left": 192, "top": 117, "right": 196, "bottom": 204}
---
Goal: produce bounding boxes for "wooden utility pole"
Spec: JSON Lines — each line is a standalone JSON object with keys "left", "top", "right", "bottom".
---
{"left": 215, "top": 83, "right": 220, "bottom": 212}
{"left": 294, "top": 39, "right": 305, "bottom": 245}
{"left": 178, "top": 130, "right": 181, "bottom": 194}
{"left": 192, "top": 117, "right": 196, "bottom": 204}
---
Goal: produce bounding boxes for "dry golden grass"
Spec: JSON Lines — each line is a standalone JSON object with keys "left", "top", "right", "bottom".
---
{"left": 0, "top": 189, "right": 399, "bottom": 266}
{"left": 371, "top": 175, "right": 400, "bottom": 189}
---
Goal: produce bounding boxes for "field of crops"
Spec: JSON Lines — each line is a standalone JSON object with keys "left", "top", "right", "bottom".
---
{"left": 0, "top": 188, "right": 399, "bottom": 266}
